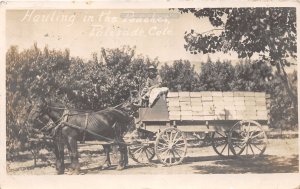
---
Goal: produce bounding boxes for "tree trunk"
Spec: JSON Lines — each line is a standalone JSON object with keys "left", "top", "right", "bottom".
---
{"left": 278, "top": 62, "right": 298, "bottom": 111}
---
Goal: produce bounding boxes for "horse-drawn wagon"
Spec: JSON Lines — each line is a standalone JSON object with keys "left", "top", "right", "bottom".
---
{"left": 27, "top": 89, "right": 271, "bottom": 173}
{"left": 128, "top": 91, "right": 270, "bottom": 166}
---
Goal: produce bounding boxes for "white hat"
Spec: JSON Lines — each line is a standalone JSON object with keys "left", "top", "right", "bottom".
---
{"left": 148, "top": 65, "right": 156, "bottom": 70}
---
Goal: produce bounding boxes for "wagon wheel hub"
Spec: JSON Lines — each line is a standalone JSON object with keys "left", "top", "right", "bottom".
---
{"left": 168, "top": 143, "right": 174, "bottom": 150}
{"left": 244, "top": 136, "right": 251, "bottom": 144}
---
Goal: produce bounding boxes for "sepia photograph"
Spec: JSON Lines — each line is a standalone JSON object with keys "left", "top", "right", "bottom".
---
{"left": 1, "top": 2, "right": 300, "bottom": 189}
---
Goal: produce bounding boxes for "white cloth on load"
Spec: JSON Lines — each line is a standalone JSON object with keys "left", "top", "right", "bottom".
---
{"left": 148, "top": 87, "right": 169, "bottom": 106}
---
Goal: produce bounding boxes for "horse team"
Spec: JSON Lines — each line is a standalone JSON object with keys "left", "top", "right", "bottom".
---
{"left": 27, "top": 96, "right": 138, "bottom": 174}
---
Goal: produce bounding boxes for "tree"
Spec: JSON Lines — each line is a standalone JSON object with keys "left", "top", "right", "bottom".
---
{"left": 269, "top": 71, "right": 298, "bottom": 129}
{"left": 6, "top": 44, "right": 71, "bottom": 157}
{"left": 6, "top": 44, "right": 158, "bottom": 156}
{"left": 160, "top": 59, "right": 198, "bottom": 91}
{"left": 231, "top": 59, "right": 273, "bottom": 91}
{"left": 198, "top": 58, "right": 234, "bottom": 91}
{"left": 179, "top": 8, "right": 297, "bottom": 109}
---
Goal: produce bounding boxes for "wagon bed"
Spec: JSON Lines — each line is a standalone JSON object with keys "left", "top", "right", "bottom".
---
{"left": 138, "top": 91, "right": 270, "bottom": 132}
{"left": 128, "top": 91, "right": 270, "bottom": 166}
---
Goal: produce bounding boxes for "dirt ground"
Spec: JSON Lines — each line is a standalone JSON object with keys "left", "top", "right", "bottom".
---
{"left": 6, "top": 138, "right": 299, "bottom": 175}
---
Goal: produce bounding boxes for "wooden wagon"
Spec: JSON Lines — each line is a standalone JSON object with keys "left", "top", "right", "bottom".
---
{"left": 128, "top": 91, "right": 270, "bottom": 166}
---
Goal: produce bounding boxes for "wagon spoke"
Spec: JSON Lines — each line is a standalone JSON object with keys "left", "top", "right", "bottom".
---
{"left": 230, "top": 137, "right": 244, "bottom": 141}
{"left": 157, "top": 146, "right": 168, "bottom": 152}
{"left": 233, "top": 143, "right": 244, "bottom": 149}
{"left": 145, "top": 150, "right": 151, "bottom": 160}
{"left": 249, "top": 143, "right": 255, "bottom": 155}
{"left": 162, "top": 151, "right": 170, "bottom": 163}
{"left": 132, "top": 146, "right": 143, "bottom": 154}
{"left": 173, "top": 135, "right": 182, "bottom": 145}
{"left": 161, "top": 148, "right": 169, "bottom": 157}
{"left": 249, "top": 130, "right": 259, "bottom": 138}
{"left": 220, "top": 142, "right": 228, "bottom": 154}
{"left": 228, "top": 143, "right": 232, "bottom": 155}
{"left": 173, "top": 148, "right": 185, "bottom": 155}
{"left": 161, "top": 134, "right": 169, "bottom": 143}
{"left": 173, "top": 136, "right": 185, "bottom": 145}
{"left": 169, "top": 153, "right": 172, "bottom": 164}
{"left": 171, "top": 151, "right": 177, "bottom": 159}
{"left": 172, "top": 131, "right": 179, "bottom": 143}
{"left": 173, "top": 149, "right": 182, "bottom": 158}
{"left": 145, "top": 148, "right": 154, "bottom": 157}
{"left": 135, "top": 147, "right": 146, "bottom": 159}
{"left": 158, "top": 141, "right": 168, "bottom": 147}
{"left": 216, "top": 131, "right": 226, "bottom": 138}
{"left": 251, "top": 143, "right": 263, "bottom": 152}
{"left": 215, "top": 141, "right": 226, "bottom": 147}
{"left": 174, "top": 142, "right": 185, "bottom": 148}
{"left": 251, "top": 132, "right": 264, "bottom": 139}
{"left": 169, "top": 131, "right": 173, "bottom": 142}
{"left": 247, "top": 122, "right": 251, "bottom": 133}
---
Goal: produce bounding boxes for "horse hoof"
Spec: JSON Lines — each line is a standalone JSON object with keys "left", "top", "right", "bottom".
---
{"left": 100, "top": 166, "right": 106, "bottom": 170}
{"left": 101, "top": 165, "right": 109, "bottom": 170}
{"left": 116, "top": 166, "right": 125, "bottom": 171}
{"left": 57, "top": 171, "right": 64, "bottom": 175}
{"left": 72, "top": 170, "right": 80, "bottom": 175}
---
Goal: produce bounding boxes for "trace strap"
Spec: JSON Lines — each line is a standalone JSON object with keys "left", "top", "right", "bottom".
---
{"left": 60, "top": 121, "right": 118, "bottom": 144}
{"left": 81, "top": 113, "right": 89, "bottom": 143}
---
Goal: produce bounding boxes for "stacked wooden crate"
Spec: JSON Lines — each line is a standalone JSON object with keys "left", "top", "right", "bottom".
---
{"left": 167, "top": 91, "right": 268, "bottom": 121}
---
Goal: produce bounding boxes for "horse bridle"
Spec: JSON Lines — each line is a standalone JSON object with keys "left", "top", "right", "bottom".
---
{"left": 27, "top": 101, "right": 66, "bottom": 135}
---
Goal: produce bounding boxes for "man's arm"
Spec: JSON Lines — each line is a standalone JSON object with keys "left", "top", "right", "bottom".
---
{"left": 148, "top": 75, "right": 162, "bottom": 90}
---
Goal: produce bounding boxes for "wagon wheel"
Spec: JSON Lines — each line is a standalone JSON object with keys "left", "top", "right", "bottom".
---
{"left": 155, "top": 127, "right": 187, "bottom": 166}
{"left": 228, "top": 120, "right": 267, "bottom": 159}
{"left": 211, "top": 131, "right": 235, "bottom": 157}
{"left": 128, "top": 142, "right": 155, "bottom": 163}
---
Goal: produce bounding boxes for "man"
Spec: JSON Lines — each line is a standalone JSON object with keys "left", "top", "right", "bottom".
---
{"left": 141, "top": 65, "right": 168, "bottom": 107}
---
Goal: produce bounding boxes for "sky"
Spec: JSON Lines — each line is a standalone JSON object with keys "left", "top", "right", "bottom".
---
{"left": 5, "top": 9, "right": 297, "bottom": 73}
{"left": 6, "top": 9, "right": 234, "bottom": 62}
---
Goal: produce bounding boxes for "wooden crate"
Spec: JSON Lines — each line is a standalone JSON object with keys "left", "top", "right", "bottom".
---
{"left": 167, "top": 91, "right": 268, "bottom": 121}
{"left": 202, "top": 96, "right": 213, "bottom": 101}
{"left": 223, "top": 92, "right": 234, "bottom": 96}
{"left": 167, "top": 92, "right": 178, "bottom": 97}
{"left": 200, "top": 91, "right": 212, "bottom": 96}
{"left": 178, "top": 92, "right": 190, "bottom": 97}
{"left": 168, "top": 106, "right": 180, "bottom": 111}
{"left": 190, "top": 92, "right": 202, "bottom": 97}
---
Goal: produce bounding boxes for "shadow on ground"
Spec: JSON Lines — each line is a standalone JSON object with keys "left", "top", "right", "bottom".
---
{"left": 190, "top": 154, "right": 299, "bottom": 174}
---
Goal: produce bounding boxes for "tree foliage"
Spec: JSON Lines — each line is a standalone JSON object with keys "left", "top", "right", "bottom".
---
{"left": 197, "top": 58, "right": 234, "bottom": 91}
{"left": 179, "top": 8, "right": 297, "bottom": 108}
{"left": 6, "top": 43, "right": 297, "bottom": 157}
{"left": 195, "top": 58, "right": 297, "bottom": 129}
{"left": 6, "top": 44, "right": 156, "bottom": 156}
{"left": 179, "top": 8, "right": 296, "bottom": 60}
{"left": 230, "top": 59, "right": 273, "bottom": 91}
{"left": 160, "top": 60, "right": 198, "bottom": 91}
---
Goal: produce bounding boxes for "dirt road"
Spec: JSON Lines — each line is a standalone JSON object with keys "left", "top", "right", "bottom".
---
{"left": 7, "top": 138, "right": 299, "bottom": 175}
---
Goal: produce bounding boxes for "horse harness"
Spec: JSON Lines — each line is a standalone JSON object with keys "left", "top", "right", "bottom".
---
{"left": 56, "top": 108, "right": 128, "bottom": 145}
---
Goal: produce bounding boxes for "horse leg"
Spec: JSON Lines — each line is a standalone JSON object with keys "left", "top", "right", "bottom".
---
{"left": 116, "top": 142, "right": 128, "bottom": 170}
{"left": 54, "top": 141, "right": 65, "bottom": 174}
{"left": 66, "top": 141, "right": 74, "bottom": 168}
{"left": 102, "top": 144, "right": 111, "bottom": 169}
{"left": 67, "top": 136, "right": 80, "bottom": 174}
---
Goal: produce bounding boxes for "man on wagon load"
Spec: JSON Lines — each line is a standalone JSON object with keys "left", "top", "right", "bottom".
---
{"left": 141, "top": 65, "right": 168, "bottom": 107}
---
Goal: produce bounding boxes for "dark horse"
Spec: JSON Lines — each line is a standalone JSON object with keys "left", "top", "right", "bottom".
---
{"left": 27, "top": 98, "right": 137, "bottom": 174}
